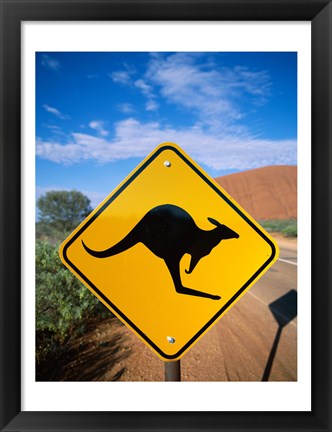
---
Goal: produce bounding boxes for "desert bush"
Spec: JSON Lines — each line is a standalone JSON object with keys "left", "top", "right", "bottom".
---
{"left": 260, "top": 219, "right": 297, "bottom": 237}
{"left": 36, "top": 240, "right": 109, "bottom": 366}
{"left": 36, "top": 221, "right": 71, "bottom": 245}
{"left": 281, "top": 224, "right": 297, "bottom": 237}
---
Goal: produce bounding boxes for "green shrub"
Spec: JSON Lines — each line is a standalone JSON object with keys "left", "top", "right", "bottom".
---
{"left": 281, "top": 225, "right": 297, "bottom": 237}
{"left": 260, "top": 219, "right": 297, "bottom": 237}
{"left": 36, "top": 221, "right": 71, "bottom": 244}
{"left": 36, "top": 240, "right": 109, "bottom": 366}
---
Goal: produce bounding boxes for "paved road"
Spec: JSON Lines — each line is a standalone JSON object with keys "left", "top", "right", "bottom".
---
{"left": 118, "top": 243, "right": 297, "bottom": 381}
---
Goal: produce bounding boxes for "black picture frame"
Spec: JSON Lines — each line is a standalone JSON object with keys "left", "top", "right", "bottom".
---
{"left": 0, "top": 1, "right": 331, "bottom": 431}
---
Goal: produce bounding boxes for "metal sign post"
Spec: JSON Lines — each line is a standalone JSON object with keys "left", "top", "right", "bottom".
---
{"left": 165, "top": 360, "right": 181, "bottom": 381}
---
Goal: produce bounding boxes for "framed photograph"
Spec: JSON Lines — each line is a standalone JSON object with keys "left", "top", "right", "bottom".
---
{"left": 1, "top": 1, "right": 331, "bottom": 431}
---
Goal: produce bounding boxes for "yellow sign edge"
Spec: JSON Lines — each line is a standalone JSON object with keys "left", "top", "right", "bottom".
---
{"left": 59, "top": 142, "right": 279, "bottom": 362}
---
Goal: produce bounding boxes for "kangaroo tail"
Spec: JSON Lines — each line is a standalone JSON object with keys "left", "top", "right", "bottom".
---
{"left": 82, "top": 230, "right": 138, "bottom": 258}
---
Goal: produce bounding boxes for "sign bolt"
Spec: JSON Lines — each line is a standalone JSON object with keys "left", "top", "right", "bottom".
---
{"left": 164, "top": 160, "right": 171, "bottom": 167}
{"left": 167, "top": 336, "right": 176, "bottom": 344}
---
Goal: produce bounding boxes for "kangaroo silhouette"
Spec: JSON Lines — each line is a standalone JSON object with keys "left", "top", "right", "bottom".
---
{"left": 82, "top": 204, "right": 239, "bottom": 300}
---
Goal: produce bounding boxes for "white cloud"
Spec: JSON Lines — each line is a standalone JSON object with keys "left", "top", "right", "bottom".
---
{"left": 38, "top": 54, "right": 295, "bottom": 172}
{"left": 89, "top": 120, "right": 109, "bottom": 136}
{"left": 145, "top": 100, "right": 159, "bottom": 111}
{"left": 117, "top": 103, "right": 135, "bottom": 114}
{"left": 41, "top": 54, "right": 61, "bottom": 71}
{"left": 43, "top": 124, "right": 66, "bottom": 136}
{"left": 110, "top": 70, "right": 132, "bottom": 85}
{"left": 134, "top": 79, "right": 159, "bottom": 112}
{"left": 110, "top": 54, "right": 272, "bottom": 123}
{"left": 145, "top": 53, "right": 271, "bottom": 132}
{"left": 43, "top": 104, "right": 70, "bottom": 120}
{"left": 109, "top": 63, "right": 136, "bottom": 85}
{"left": 36, "top": 117, "right": 296, "bottom": 171}
{"left": 111, "top": 68, "right": 159, "bottom": 112}
{"left": 134, "top": 79, "right": 153, "bottom": 97}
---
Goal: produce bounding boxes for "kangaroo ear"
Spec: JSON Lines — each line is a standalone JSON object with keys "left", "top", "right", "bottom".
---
{"left": 208, "top": 217, "right": 222, "bottom": 227}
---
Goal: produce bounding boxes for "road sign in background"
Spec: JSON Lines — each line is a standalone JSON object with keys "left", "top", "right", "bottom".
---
{"left": 60, "top": 142, "right": 279, "bottom": 361}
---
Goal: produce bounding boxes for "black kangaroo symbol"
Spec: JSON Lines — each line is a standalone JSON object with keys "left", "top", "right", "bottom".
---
{"left": 82, "top": 204, "right": 239, "bottom": 300}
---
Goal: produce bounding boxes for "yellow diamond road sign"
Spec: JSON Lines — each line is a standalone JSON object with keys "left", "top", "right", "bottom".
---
{"left": 59, "top": 142, "right": 279, "bottom": 361}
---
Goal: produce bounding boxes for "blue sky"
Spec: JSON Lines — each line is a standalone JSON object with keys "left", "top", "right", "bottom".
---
{"left": 36, "top": 52, "right": 297, "bottom": 208}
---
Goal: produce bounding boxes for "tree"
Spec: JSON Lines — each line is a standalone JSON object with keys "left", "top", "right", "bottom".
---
{"left": 37, "top": 190, "right": 92, "bottom": 232}
{"left": 35, "top": 240, "right": 109, "bottom": 377}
